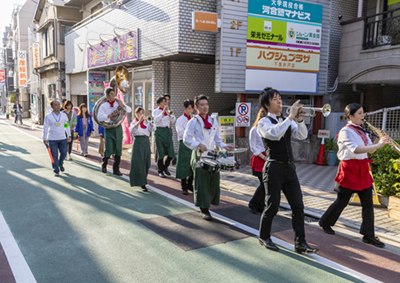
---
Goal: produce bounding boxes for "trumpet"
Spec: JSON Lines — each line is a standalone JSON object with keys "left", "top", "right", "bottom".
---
{"left": 281, "top": 103, "right": 331, "bottom": 118}
{"left": 363, "top": 119, "right": 400, "bottom": 154}
{"left": 145, "top": 115, "right": 154, "bottom": 123}
{"left": 168, "top": 110, "right": 175, "bottom": 117}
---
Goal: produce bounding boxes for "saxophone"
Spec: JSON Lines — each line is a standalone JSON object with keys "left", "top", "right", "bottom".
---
{"left": 363, "top": 119, "right": 400, "bottom": 154}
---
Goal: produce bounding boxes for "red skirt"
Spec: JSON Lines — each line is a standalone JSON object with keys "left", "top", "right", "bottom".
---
{"left": 334, "top": 159, "right": 373, "bottom": 191}
{"left": 250, "top": 152, "right": 266, "bottom": 173}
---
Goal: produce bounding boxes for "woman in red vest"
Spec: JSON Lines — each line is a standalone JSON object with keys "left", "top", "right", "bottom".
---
{"left": 319, "top": 103, "right": 390, "bottom": 248}
{"left": 248, "top": 108, "right": 268, "bottom": 214}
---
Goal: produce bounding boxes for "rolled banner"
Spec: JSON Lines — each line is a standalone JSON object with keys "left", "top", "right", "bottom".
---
{"left": 45, "top": 143, "right": 54, "bottom": 164}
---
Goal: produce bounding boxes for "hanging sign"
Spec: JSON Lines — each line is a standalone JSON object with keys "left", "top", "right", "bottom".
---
{"left": 0, "top": 70, "right": 5, "bottom": 84}
{"left": 192, "top": 11, "right": 219, "bottom": 32}
{"left": 18, "top": 50, "right": 27, "bottom": 87}
{"left": 88, "top": 30, "right": 138, "bottom": 69}
{"left": 32, "top": 43, "right": 40, "bottom": 68}
{"left": 235, "top": 102, "right": 251, "bottom": 127}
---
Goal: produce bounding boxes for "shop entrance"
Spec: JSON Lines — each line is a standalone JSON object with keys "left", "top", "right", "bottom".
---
{"left": 132, "top": 67, "right": 153, "bottom": 119}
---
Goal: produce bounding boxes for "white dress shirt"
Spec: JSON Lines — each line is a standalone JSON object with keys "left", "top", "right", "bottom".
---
{"left": 43, "top": 112, "right": 71, "bottom": 141}
{"left": 176, "top": 115, "right": 190, "bottom": 141}
{"left": 183, "top": 115, "right": 227, "bottom": 150}
{"left": 129, "top": 121, "right": 155, "bottom": 137}
{"left": 249, "top": 126, "right": 265, "bottom": 156}
{"left": 257, "top": 113, "right": 308, "bottom": 141}
{"left": 97, "top": 100, "right": 132, "bottom": 123}
{"left": 153, "top": 108, "right": 176, "bottom": 128}
{"left": 337, "top": 122, "right": 372, "bottom": 161}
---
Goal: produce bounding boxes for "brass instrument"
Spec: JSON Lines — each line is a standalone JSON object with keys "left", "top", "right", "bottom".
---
{"left": 168, "top": 110, "right": 175, "bottom": 117}
{"left": 281, "top": 103, "right": 331, "bottom": 118}
{"left": 146, "top": 115, "right": 154, "bottom": 123}
{"left": 363, "top": 119, "right": 400, "bottom": 154}
{"left": 93, "top": 65, "right": 131, "bottom": 129}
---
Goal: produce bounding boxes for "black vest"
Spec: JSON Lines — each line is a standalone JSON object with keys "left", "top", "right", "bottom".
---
{"left": 262, "top": 116, "right": 294, "bottom": 163}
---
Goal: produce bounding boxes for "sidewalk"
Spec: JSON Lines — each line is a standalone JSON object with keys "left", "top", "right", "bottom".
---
{"left": 15, "top": 116, "right": 400, "bottom": 244}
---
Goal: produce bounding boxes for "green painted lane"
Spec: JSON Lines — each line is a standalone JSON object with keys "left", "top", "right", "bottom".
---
{"left": 0, "top": 122, "right": 361, "bottom": 283}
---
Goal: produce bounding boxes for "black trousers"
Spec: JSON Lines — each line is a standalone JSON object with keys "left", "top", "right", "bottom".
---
{"left": 320, "top": 186, "right": 374, "bottom": 236}
{"left": 67, "top": 134, "right": 74, "bottom": 154}
{"left": 157, "top": 157, "right": 172, "bottom": 172}
{"left": 181, "top": 176, "right": 193, "bottom": 189}
{"left": 259, "top": 162, "right": 305, "bottom": 244}
{"left": 249, "top": 171, "right": 265, "bottom": 211}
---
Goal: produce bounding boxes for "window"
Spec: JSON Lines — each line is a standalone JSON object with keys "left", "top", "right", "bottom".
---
{"left": 42, "top": 26, "right": 54, "bottom": 58}
{"left": 91, "top": 2, "right": 103, "bottom": 18}
{"left": 60, "top": 25, "right": 72, "bottom": 44}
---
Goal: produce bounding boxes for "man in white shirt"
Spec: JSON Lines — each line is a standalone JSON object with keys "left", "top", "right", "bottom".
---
{"left": 153, "top": 95, "right": 176, "bottom": 178}
{"left": 97, "top": 87, "right": 132, "bottom": 176}
{"left": 257, "top": 87, "right": 318, "bottom": 254}
{"left": 175, "top": 99, "right": 194, "bottom": 195}
{"left": 43, "top": 100, "right": 71, "bottom": 176}
{"left": 183, "top": 95, "right": 234, "bottom": 220}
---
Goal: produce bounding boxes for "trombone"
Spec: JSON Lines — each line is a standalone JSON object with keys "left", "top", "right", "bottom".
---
{"left": 281, "top": 104, "right": 331, "bottom": 118}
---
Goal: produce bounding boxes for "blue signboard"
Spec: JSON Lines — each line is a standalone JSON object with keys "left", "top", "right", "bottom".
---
{"left": 88, "top": 73, "right": 106, "bottom": 114}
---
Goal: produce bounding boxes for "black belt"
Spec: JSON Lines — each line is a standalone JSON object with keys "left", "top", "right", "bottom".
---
{"left": 268, "top": 160, "right": 293, "bottom": 164}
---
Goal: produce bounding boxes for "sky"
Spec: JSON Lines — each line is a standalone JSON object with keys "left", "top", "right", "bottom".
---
{"left": 0, "top": 0, "right": 32, "bottom": 37}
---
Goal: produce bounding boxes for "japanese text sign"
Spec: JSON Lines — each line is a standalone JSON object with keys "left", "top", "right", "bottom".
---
{"left": 235, "top": 103, "right": 251, "bottom": 127}
{"left": 32, "top": 43, "right": 40, "bottom": 68}
{"left": 245, "top": 0, "right": 323, "bottom": 93}
{"left": 192, "top": 11, "right": 218, "bottom": 32}
{"left": 318, "top": 129, "right": 330, "bottom": 138}
{"left": 18, "top": 50, "right": 27, "bottom": 87}
{"left": 88, "top": 30, "right": 138, "bottom": 69}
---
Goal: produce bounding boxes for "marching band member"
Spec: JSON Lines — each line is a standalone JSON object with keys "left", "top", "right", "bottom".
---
{"left": 97, "top": 87, "right": 132, "bottom": 176}
{"left": 164, "top": 93, "right": 177, "bottom": 166}
{"left": 257, "top": 87, "right": 318, "bottom": 254}
{"left": 43, "top": 100, "right": 71, "bottom": 176}
{"left": 319, "top": 103, "right": 390, "bottom": 248}
{"left": 129, "top": 107, "right": 155, "bottom": 192}
{"left": 153, "top": 95, "right": 176, "bottom": 178}
{"left": 248, "top": 108, "right": 268, "bottom": 214}
{"left": 183, "top": 95, "right": 234, "bottom": 220}
{"left": 175, "top": 99, "right": 194, "bottom": 195}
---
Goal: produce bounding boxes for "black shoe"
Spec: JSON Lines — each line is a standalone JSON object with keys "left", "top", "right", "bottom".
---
{"left": 158, "top": 171, "right": 166, "bottom": 178}
{"left": 172, "top": 157, "right": 177, "bottom": 165}
{"left": 102, "top": 165, "right": 107, "bottom": 173}
{"left": 164, "top": 168, "right": 171, "bottom": 176}
{"left": 54, "top": 172, "right": 60, "bottom": 177}
{"left": 319, "top": 221, "right": 335, "bottom": 235}
{"left": 363, "top": 236, "right": 385, "bottom": 248}
{"left": 259, "top": 238, "right": 279, "bottom": 251}
{"left": 295, "top": 242, "right": 319, "bottom": 254}
{"left": 182, "top": 189, "right": 188, "bottom": 195}
{"left": 60, "top": 166, "right": 65, "bottom": 172}
{"left": 141, "top": 186, "right": 148, "bottom": 192}
{"left": 200, "top": 208, "right": 212, "bottom": 220}
{"left": 113, "top": 171, "right": 123, "bottom": 176}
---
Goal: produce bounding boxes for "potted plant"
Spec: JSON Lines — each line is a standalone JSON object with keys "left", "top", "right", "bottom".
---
{"left": 324, "top": 138, "right": 338, "bottom": 166}
{"left": 369, "top": 145, "right": 400, "bottom": 210}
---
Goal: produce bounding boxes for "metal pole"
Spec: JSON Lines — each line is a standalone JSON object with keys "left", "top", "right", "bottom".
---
{"left": 382, "top": 108, "right": 387, "bottom": 131}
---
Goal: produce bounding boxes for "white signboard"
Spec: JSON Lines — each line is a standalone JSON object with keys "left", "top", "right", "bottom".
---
{"left": 318, "top": 129, "right": 330, "bottom": 138}
{"left": 235, "top": 102, "right": 251, "bottom": 127}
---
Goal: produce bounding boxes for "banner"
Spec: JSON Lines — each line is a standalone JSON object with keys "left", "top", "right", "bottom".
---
{"left": 0, "top": 70, "right": 5, "bottom": 84}
{"left": 246, "top": 0, "right": 323, "bottom": 93}
{"left": 88, "top": 30, "right": 138, "bottom": 69}
{"left": 18, "top": 50, "right": 27, "bottom": 87}
{"left": 88, "top": 73, "right": 106, "bottom": 113}
{"left": 32, "top": 43, "right": 40, "bottom": 68}
{"left": 104, "top": 83, "right": 132, "bottom": 145}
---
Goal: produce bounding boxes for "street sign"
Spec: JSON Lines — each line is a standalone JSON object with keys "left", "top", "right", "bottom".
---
{"left": 235, "top": 102, "right": 251, "bottom": 127}
{"left": 318, "top": 129, "right": 330, "bottom": 138}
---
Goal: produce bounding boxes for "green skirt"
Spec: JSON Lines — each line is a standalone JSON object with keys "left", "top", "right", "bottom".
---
{"left": 190, "top": 151, "right": 220, "bottom": 208}
{"left": 105, "top": 125, "right": 123, "bottom": 157}
{"left": 154, "top": 127, "right": 175, "bottom": 159}
{"left": 176, "top": 140, "right": 193, "bottom": 179}
{"left": 129, "top": 136, "right": 151, "bottom": 187}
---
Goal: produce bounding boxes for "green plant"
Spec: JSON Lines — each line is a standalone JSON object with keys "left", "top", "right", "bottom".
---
{"left": 10, "top": 94, "right": 16, "bottom": 104}
{"left": 369, "top": 144, "right": 400, "bottom": 197}
{"left": 324, "top": 138, "right": 338, "bottom": 152}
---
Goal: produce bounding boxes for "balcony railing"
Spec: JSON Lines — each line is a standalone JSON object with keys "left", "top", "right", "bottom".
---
{"left": 363, "top": 7, "right": 400, "bottom": 49}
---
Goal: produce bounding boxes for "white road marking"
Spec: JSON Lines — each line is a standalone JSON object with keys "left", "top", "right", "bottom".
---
{"left": 0, "top": 119, "right": 382, "bottom": 283}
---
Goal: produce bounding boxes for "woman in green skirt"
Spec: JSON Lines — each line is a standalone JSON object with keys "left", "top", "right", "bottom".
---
{"left": 129, "top": 107, "right": 155, "bottom": 192}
